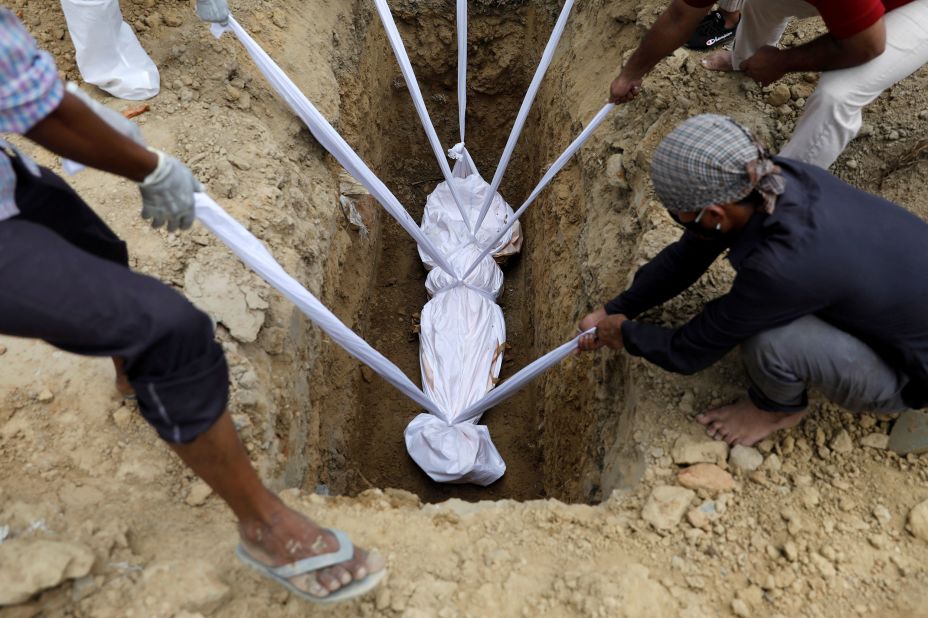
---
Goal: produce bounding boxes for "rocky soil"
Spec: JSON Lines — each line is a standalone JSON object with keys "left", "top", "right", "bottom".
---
{"left": 2, "top": 0, "right": 928, "bottom": 616}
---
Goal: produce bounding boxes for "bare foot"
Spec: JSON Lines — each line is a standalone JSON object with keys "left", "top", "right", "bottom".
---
{"left": 696, "top": 399, "right": 806, "bottom": 446}
{"left": 701, "top": 50, "right": 734, "bottom": 72}
{"left": 112, "top": 357, "right": 135, "bottom": 398}
{"left": 239, "top": 506, "right": 385, "bottom": 599}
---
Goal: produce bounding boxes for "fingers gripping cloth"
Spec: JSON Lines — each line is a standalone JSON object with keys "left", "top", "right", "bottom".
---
{"left": 204, "top": 9, "right": 611, "bottom": 485}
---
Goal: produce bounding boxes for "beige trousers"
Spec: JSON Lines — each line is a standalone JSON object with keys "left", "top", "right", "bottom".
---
{"left": 729, "top": 0, "right": 928, "bottom": 168}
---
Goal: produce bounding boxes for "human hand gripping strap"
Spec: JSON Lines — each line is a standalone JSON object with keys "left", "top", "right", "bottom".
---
{"left": 138, "top": 149, "right": 201, "bottom": 231}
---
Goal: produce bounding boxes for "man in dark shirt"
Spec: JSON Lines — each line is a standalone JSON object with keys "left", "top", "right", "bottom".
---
{"left": 579, "top": 114, "right": 928, "bottom": 446}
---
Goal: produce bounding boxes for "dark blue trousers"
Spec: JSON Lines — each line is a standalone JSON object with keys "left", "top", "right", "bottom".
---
{"left": 0, "top": 156, "right": 227, "bottom": 443}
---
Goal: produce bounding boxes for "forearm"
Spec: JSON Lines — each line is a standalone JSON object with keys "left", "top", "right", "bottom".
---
{"left": 605, "top": 234, "right": 725, "bottom": 317}
{"left": 766, "top": 20, "right": 886, "bottom": 75}
{"left": 24, "top": 92, "right": 156, "bottom": 182}
{"left": 621, "top": 0, "right": 707, "bottom": 79}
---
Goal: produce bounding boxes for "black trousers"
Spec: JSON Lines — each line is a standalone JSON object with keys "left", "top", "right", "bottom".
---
{"left": 0, "top": 157, "right": 228, "bottom": 443}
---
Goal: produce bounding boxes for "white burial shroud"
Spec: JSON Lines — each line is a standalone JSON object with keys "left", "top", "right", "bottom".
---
{"left": 405, "top": 154, "right": 522, "bottom": 486}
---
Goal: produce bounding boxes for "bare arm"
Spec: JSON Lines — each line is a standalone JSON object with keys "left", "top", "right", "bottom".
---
{"left": 24, "top": 92, "right": 157, "bottom": 182}
{"left": 741, "top": 19, "right": 886, "bottom": 85}
{"left": 610, "top": 0, "right": 709, "bottom": 103}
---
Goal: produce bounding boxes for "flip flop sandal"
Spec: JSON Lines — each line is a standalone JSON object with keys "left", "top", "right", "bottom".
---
{"left": 235, "top": 528, "right": 386, "bottom": 605}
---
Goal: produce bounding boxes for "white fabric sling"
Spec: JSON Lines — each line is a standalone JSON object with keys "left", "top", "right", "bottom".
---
{"left": 373, "top": 0, "right": 474, "bottom": 235}
{"left": 212, "top": 18, "right": 460, "bottom": 281}
{"left": 195, "top": 193, "right": 447, "bottom": 420}
{"left": 470, "top": 0, "right": 575, "bottom": 233}
{"left": 457, "top": 0, "right": 467, "bottom": 145}
{"left": 462, "top": 103, "right": 614, "bottom": 280}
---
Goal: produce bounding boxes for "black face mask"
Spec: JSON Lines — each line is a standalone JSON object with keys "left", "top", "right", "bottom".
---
{"left": 668, "top": 209, "right": 726, "bottom": 241}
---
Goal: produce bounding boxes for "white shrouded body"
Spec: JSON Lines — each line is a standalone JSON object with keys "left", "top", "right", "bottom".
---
{"left": 405, "top": 155, "right": 520, "bottom": 485}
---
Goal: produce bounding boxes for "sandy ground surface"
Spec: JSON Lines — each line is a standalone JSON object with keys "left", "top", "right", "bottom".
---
{"left": 3, "top": 0, "right": 928, "bottom": 616}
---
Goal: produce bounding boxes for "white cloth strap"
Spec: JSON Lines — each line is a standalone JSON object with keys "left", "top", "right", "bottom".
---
{"left": 470, "top": 0, "right": 575, "bottom": 233}
{"left": 195, "top": 193, "right": 448, "bottom": 421}
{"left": 373, "top": 0, "right": 474, "bottom": 235}
{"left": 463, "top": 103, "right": 614, "bottom": 280}
{"left": 212, "top": 17, "right": 460, "bottom": 281}
{"left": 457, "top": 0, "right": 467, "bottom": 145}
{"left": 456, "top": 329, "right": 592, "bottom": 424}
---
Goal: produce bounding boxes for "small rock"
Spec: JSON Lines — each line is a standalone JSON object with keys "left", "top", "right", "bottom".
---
{"left": 642, "top": 485, "right": 695, "bottom": 530}
{"left": 830, "top": 429, "right": 853, "bottom": 453}
{"left": 0, "top": 344, "right": 6, "bottom": 355}
{"left": 271, "top": 10, "right": 288, "bottom": 28}
{"left": 810, "top": 552, "right": 836, "bottom": 578}
{"left": 732, "top": 598, "right": 751, "bottom": 618}
{"left": 738, "top": 585, "right": 764, "bottom": 609}
{"left": 797, "top": 486, "right": 820, "bottom": 508}
{"left": 671, "top": 436, "right": 728, "bottom": 467}
{"left": 861, "top": 433, "right": 889, "bottom": 450}
{"left": 868, "top": 533, "right": 887, "bottom": 549}
{"left": 360, "top": 366, "right": 374, "bottom": 384}
{"left": 224, "top": 85, "right": 241, "bottom": 102}
{"left": 767, "top": 84, "right": 792, "bottom": 106}
{"left": 605, "top": 154, "right": 628, "bottom": 190}
{"left": 677, "top": 463, "right": 736, "bottom": 493}
{"left": 873, "top": 504, "right": 891, "bottom": 526}
{"left": 162, "top": 14, "right": 183, "bottom": 27}
{"left": 782, "top": 540, "right": 798, "bottom": 561}
{"left": 761, "top": 453, "right": 781, "bottom": 471}
{"left": 0, "top": 539, "right": 95, "bottom": 604}
{"left": 729, "top": 445, "right": 763, "bottom": 472}
{"left": 906, "top": 499, "right": 928, "bottom": 541}
{"left": 36, "top": 389, "right": 54, "bottom": 403}
{"left": 137, "top": 560, "right": 229, "bottom": 615}
{"left": 686, "top": 507, "right": 710, "bottom": 529}
{"left": 112, "top": 407, "right": 133, "bottom": 429}
{"left": 185, "top": 481, "right": 213, "bottom": 507}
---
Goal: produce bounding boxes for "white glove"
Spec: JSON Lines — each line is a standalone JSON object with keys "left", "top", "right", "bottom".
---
{"left": 138, "top": 149, "right": 202, "bottom": 232}
{"left": 195, "top": 0, "right": 230, "bottom": 24}
{"left": 66, "top": 82, "right": 144, "bottom": 145}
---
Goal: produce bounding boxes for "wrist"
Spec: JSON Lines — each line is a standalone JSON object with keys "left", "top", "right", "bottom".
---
{"left": 128, "top": 146, "right": 159, "bottom": 183}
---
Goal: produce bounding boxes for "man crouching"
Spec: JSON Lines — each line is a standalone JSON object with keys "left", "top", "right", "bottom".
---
{"left": 579, "top": 114, "right": 928, "bottom": 446}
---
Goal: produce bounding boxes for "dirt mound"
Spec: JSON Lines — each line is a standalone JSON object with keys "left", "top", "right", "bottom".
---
{"left": 3, "top": 0, "right": 928, "bottom": 616}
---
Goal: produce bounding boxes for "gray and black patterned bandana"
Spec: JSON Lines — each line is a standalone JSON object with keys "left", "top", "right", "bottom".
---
{"left": 650, "top": 114, "right": 785, "bottom": 215}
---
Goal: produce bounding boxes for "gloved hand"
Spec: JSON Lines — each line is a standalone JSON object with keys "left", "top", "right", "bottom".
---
{"left": 195, "top": 0, "right": 230, "bottom": 24}
{"left": 138, "top": 149, "right": 202, "bottom": 232}
{"left": 66, "top": 82, "right": 144, "bottom": 145}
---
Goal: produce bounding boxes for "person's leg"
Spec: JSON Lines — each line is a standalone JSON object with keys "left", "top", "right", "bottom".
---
{"left": 171, "top": 411, "right": 383, "bottom": 597}
{"left": 698, "top": 315, "right": 909, "bottom": 445}
{"left": 702, "top": 0, "right": 817, "bottom": 71}
{"left": 780, "top": 0, "right": 928, "bottom": 168}
{"left": 11, "top": 158, "right": 134, "bottom": 393}
{"left": 717, "top": 0, "right": 742, "bottom": 27}
{"left": 0, "top": 219, "right": 382, "bottom": 598}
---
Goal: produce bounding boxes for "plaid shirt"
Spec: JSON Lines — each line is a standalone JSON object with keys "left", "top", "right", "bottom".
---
{"left": 0, "top": 8, "right": 64, "bottom": 220}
